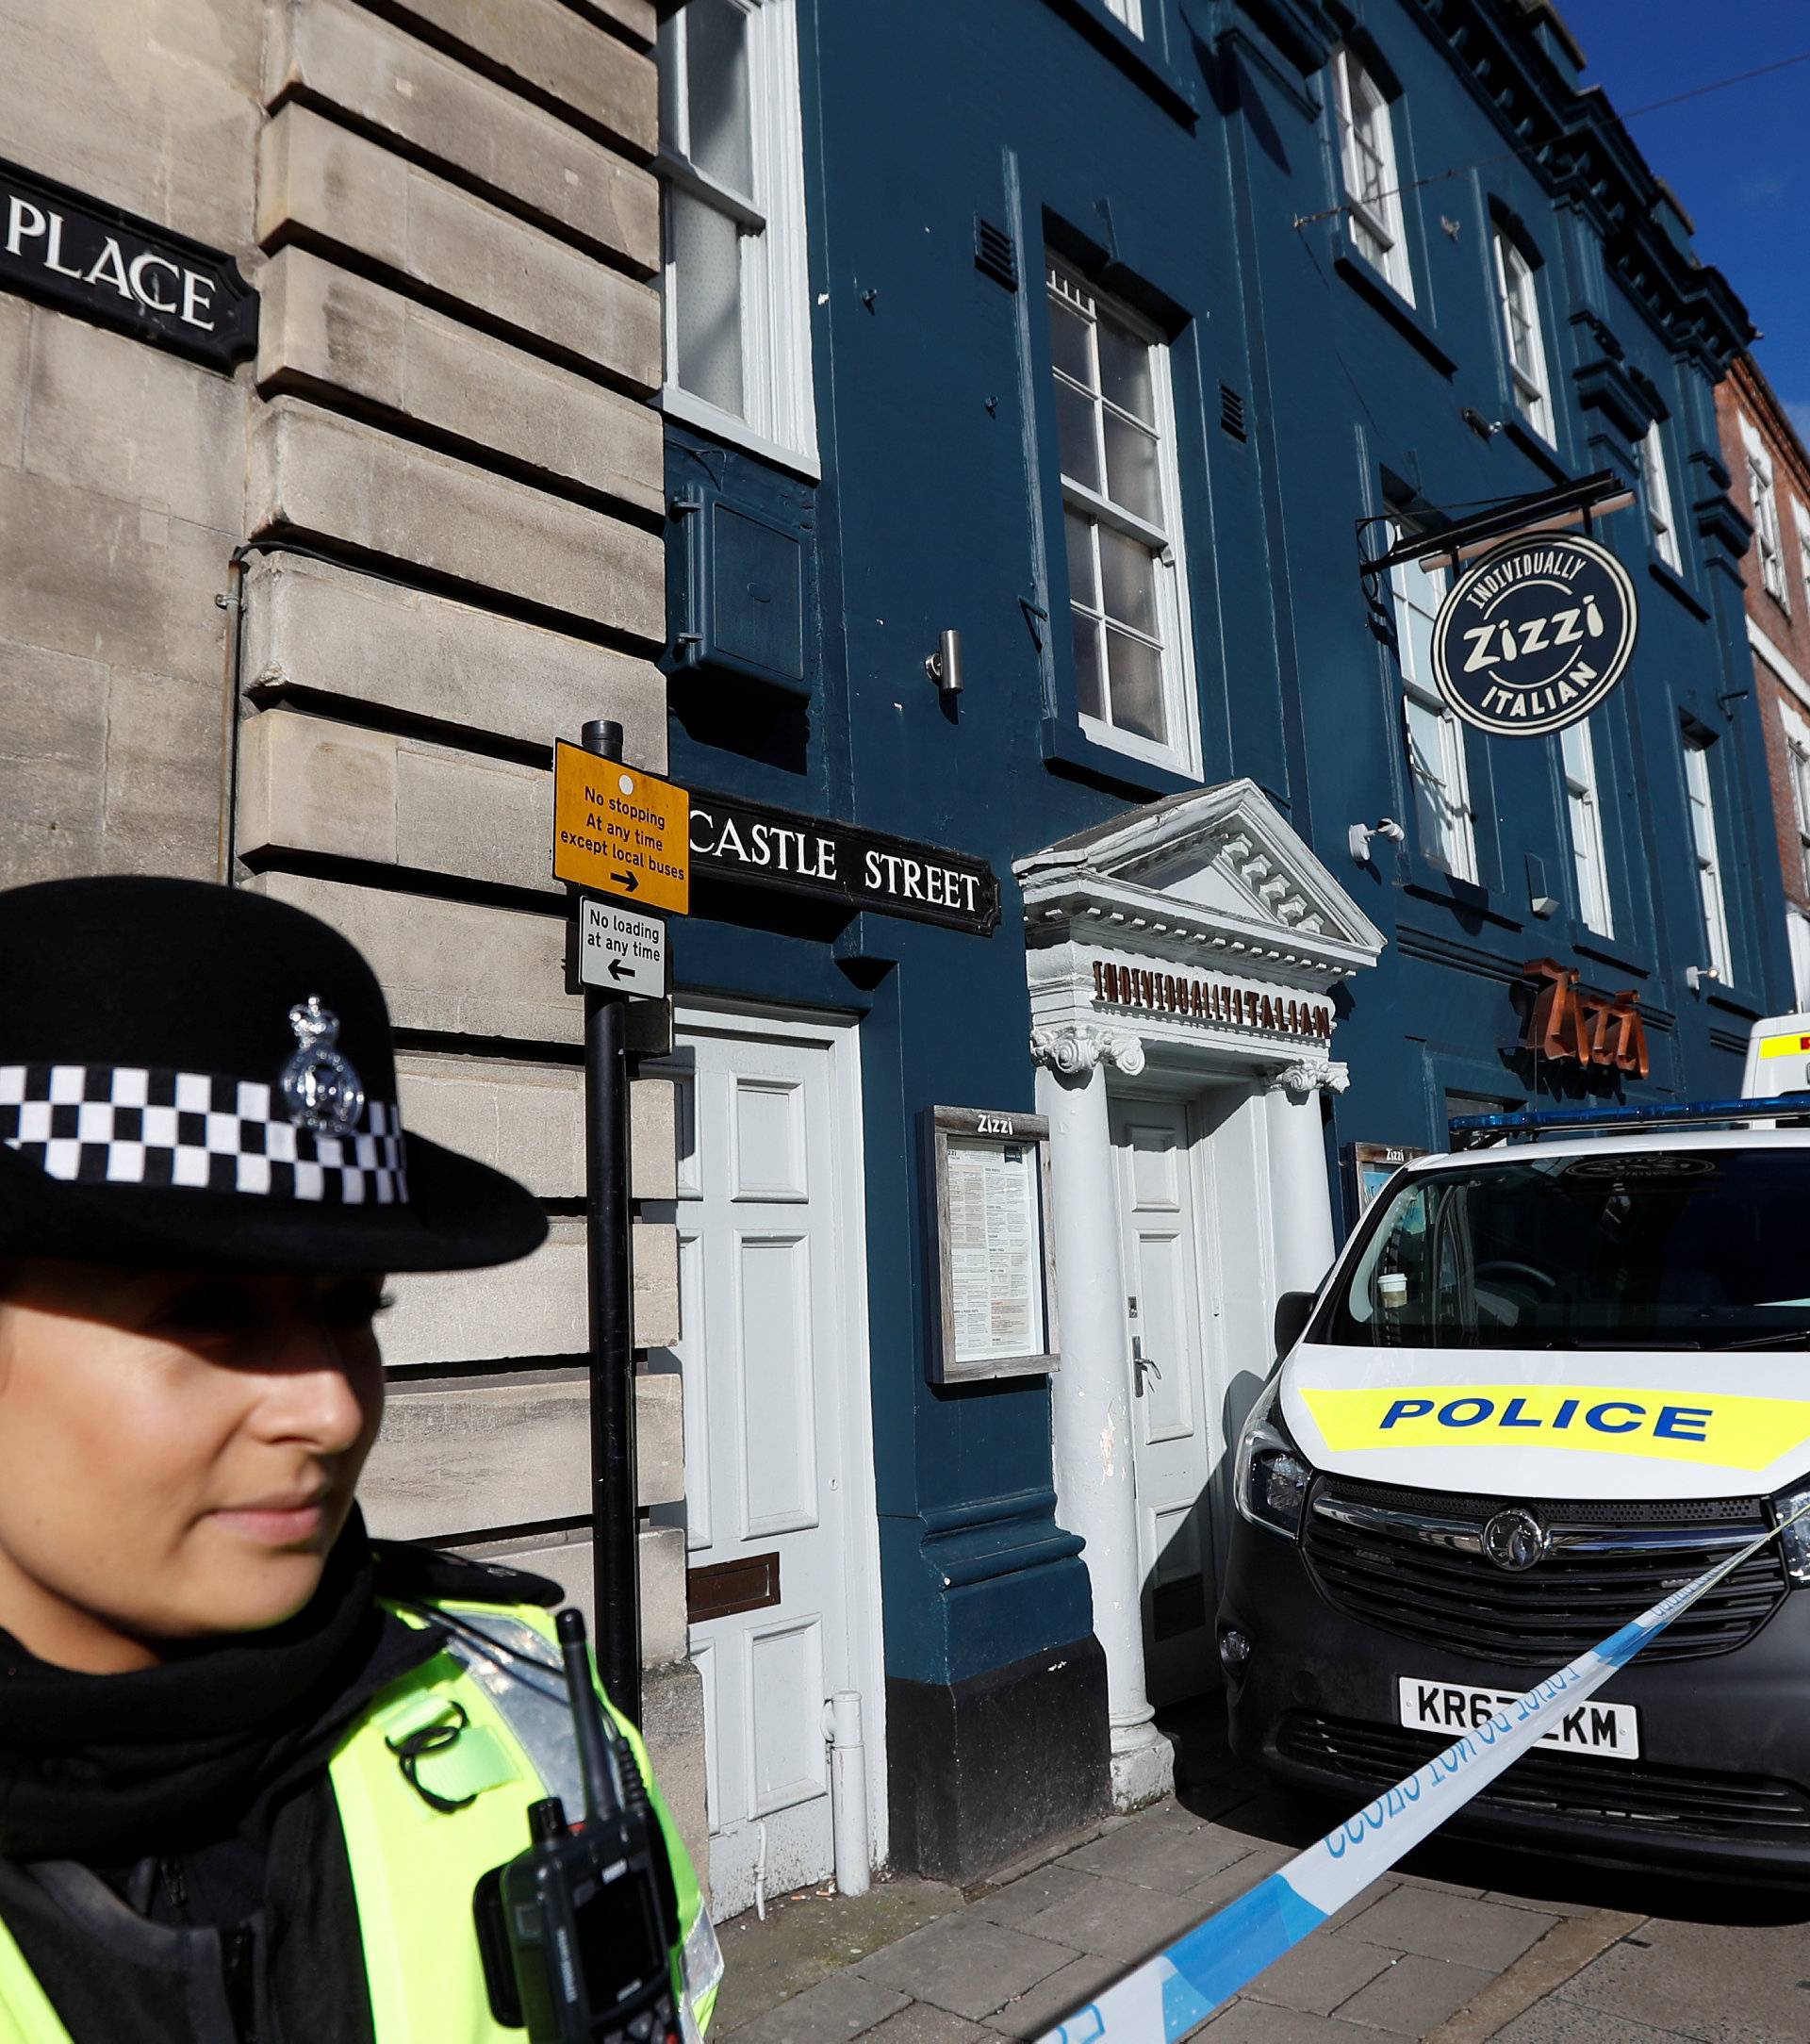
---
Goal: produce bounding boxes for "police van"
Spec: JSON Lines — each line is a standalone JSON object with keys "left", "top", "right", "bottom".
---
{"left": 1220, "top": 1030, "right": 1810, "bottom": 1877}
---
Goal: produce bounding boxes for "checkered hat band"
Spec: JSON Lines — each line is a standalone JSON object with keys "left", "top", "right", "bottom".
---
{"left": 0, "top": 1063, "right": 409, "bottom": 1206}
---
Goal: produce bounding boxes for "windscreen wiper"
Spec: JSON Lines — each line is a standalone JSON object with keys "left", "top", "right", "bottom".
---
{"left": 1712, "top": 1327, "right": 1810, "bottom": 1351}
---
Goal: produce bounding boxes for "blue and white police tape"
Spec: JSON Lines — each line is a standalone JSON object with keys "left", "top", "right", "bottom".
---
{"left": 1037, "top": 1498, "right": 1810, "bottom": 2044}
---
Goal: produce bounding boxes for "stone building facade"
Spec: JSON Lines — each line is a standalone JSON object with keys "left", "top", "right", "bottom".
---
{"left": 0, "top": 0, "right": 702, "bottom": 1876}
{"left": 1717, "top": 353, "right": 1810, "bottom": 1003}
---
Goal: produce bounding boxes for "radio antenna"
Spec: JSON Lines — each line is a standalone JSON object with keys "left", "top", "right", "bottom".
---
{"left": 557, "top": 1607, "right": 622, "bottom": 1829}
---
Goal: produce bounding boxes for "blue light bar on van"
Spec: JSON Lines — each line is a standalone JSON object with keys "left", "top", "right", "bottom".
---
{"left": 1449, "top": 1094, "right": 1810, "bottom": 1147}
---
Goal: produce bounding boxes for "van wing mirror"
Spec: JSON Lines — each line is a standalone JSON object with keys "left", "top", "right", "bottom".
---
{"left": 1274, "top": 1290, "right": 1317, "bottom": 1357}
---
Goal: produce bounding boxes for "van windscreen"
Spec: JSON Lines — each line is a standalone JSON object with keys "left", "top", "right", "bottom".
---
{"left": 1319, "top": 1149, "right": 1810, "bottom": 1350}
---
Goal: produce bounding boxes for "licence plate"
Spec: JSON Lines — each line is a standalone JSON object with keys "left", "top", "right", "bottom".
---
{"left": 1397, "top": 1676, "right": 1640, "bottom": 1759}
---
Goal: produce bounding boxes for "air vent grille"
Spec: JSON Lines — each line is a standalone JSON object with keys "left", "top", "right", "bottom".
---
{"left": 975, "top": 216, "right": 1018, "bottom": 291}
{"left": 1220, "top": 383, "right": 1248, "bottom": 441}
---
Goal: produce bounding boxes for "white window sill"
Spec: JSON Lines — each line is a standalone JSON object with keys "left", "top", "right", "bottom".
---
{"left": 1078, "top": 711, "right": 1198, "bottom": 781}
{"left": 660, "top": 386, "right": 821, "bottom": 483}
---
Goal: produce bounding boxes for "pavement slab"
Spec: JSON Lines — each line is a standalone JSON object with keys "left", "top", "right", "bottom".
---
{"left": 1198, "top": 1999, "right": 1377, "bottom": 2040}
{"left": 1013, "top": 1869, "right": 1215, "bottom": 1963}
{"left": 1340, "top": 1884, "right": 1558, "bottom": 1971}
{"left": 965, "top": 1865, "right": 1101, "bottom": 1930}
{"left": 853, "top": 1915, "right": 1078, "bottom": 2021}
{"left": 1061, "top": 1808, "right": 1256, "bottom": 1891}
{"left": 714, "top": 1882, "right": 962, "bottom": 2034}
{"left": 857, "top": 2005, "right": 996, "bottom": 2044}
{"left": 1490, "top": 2004, "right": 1702, "bottom": 2043}
{"left": 726, "top": 1972, "right": 911, "bottom": 2044}
{"left": 981, "top": 1953, "right": 1124, "bottom": 2039}
{"left": 1555, "top": 1916, "right": 1810, "bottom": 2044}
{"left": 1329, "top": 1953, "right": 1498, "bottom": 2036}
{"left": 1239, "top": 1927, "right": 1395, "bottom": 2016}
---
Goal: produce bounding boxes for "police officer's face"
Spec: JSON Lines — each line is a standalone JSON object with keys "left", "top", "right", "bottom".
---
{"left": 0, "top": 1262, "right": 387, "bottom": 1671}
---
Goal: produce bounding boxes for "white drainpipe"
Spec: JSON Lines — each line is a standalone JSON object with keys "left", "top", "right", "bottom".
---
{"left": 822, "top": 1691, "right": 871, "bottom": 1897}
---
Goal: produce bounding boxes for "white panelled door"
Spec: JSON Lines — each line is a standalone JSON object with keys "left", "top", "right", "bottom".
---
{"left": 1110, "top": 1096, "right": 1220, "bottom": 1706}
{"left": 649, "top": 1011, "right": 878, "bottom": 1920}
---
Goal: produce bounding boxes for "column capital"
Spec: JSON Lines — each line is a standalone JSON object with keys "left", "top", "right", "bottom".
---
{"left": 1268, "top": 1058, "right": 1351, "bottom": 1098}
{"left": 1029, "top": 1024, "right": 1145, "bottom": 1079}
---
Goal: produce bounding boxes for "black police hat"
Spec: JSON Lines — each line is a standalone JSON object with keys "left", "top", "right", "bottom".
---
{"left": 0, "top": 876, "right": 548, "bottom": 1272}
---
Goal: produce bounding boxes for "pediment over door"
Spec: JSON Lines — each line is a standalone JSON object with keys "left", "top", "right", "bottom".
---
{"left": 1013, "top": 779, "right": 1387, "bottom": 984}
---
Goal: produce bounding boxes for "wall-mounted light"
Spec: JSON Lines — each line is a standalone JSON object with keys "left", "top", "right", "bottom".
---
{"left": 1348, "top": 816, "right": 1406, "bottom": 865}
{"left": 925, "top": 628, "right": 963, "bottom": 696}
{"left": 1686, "top": 964, "right": 1720, "bottom": 993}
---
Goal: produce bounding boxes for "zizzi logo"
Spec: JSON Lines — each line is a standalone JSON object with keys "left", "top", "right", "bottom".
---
{"left": 975, "top": 1114, "right": 1015, "bottom": 1136}
{"left": 1431, "top": 533, "right": 1637, "bottom": 738}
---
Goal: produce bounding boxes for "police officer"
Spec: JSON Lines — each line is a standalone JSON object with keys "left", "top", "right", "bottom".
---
{"left": 0, "top": 876, "right": 721, "bottom": 2043}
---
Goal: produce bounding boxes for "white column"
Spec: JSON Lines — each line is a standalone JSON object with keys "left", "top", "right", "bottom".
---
{"left": 1262, "top": 1060, "right": 1349, "bottom": 1299}
{"left": 1032, "top": 1023, "right": 1174, "bottom": 1810}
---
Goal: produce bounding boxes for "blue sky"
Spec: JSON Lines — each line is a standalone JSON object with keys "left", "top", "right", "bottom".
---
{"left": 1558, "top": 0, "right": 1810, "bottom": 442}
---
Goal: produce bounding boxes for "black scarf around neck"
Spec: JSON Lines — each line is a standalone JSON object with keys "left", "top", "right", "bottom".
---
{"left": 0, "top": 1511, "right": 440, "bottom": 1864}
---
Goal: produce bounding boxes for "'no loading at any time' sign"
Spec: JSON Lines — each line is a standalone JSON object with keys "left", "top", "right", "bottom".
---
{"left": 551, "top": 740, "right": 690, "bottom": 915}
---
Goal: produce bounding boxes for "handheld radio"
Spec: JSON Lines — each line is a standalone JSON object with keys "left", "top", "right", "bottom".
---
{"left": 474, "top": 1608, "right": 683, "bottom": 2042}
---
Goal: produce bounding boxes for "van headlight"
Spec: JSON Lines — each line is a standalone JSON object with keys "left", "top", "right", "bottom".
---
{"left": 1234, "top": 1382, "right": 1314, "bottom": 1541}
{"left": 1773, "top": 1485, "right": 1810, "bottom": 1585}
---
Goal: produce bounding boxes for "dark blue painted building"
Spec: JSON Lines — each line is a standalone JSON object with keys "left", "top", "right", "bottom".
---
{"left": 652, "top": 0, "right": 1777, "bottom": 1905}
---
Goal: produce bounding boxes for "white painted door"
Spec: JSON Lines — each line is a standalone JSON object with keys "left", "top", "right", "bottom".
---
{"left": 649, "top": 1012, "right": 880, "bottom": 1920}
{"left": 1110, "top": 1096, "right": 1220, "bottom": 1706}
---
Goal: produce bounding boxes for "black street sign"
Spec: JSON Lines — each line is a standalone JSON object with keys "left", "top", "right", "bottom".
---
{"left": 688, "top": 789, "right": 1001, "bottom": 935}
{"left": 0, "top": 157, "right": 257, "bottom": 371}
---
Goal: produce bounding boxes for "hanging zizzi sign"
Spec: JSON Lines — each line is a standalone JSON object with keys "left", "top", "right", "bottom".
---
{"left": 0, "top": 158, "right": 257, "bottom": 371}
{"left": 1432, "top": 534, "right": 1637, "bottom": 737}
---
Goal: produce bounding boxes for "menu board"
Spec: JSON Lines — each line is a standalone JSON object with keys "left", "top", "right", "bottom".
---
{"left": 924, "top": 1107, "right": 1060, "bottom": 1382}
{"left": 946, "top": 1136, "right": 1043, "bottom": 1362}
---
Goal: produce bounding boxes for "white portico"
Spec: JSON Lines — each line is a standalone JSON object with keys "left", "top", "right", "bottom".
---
{"left": 1015, "top": 781, "right": 1385, "bottom": 1807}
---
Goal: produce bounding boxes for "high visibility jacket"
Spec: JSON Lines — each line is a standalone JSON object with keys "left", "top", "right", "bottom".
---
{"left": 0, "top": 1600, "right": 723, "bottom": 2044}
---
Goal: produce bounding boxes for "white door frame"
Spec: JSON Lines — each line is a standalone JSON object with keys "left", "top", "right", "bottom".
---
{"left": 672, "top": 995, "right": 889, "bottom": 1877}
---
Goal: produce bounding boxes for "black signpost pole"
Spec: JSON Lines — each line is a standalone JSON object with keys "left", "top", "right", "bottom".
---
{"left": 581, "top": 717, "right": 641, "bottom": 1724}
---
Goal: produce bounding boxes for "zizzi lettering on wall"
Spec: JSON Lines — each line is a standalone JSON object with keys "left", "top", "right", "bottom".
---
{"left": 0, "top": 159, "right": 256, "bottom": 370}
{"left": 1517, "top": 957, "right": 1650, "bottom": 1079}
{"left": 1092, "top": 960, "right": 1334, "bottom": 1041}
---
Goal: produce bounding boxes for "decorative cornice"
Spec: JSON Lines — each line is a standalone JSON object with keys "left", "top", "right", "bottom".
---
{"left": 1030, "top": 1026, "right": 1147, "bottom": 1079}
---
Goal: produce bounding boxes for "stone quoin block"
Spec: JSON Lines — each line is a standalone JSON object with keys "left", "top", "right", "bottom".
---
{"left": 394, "top": 1052, "right": 584, "bottom": 1201}
{"left": 248, "top": 871, "right": 577, "bottom": 1043}
{"left": 246, "top": 398, "right": 664, "bottom": 642}
{"left": 356, "top": 1367, "right": 682, "bottom": 1541}
{"left": 630, "top": 1077, "right": 678, "bottom": 1202}
{"left": 239, "top": 552, "right": 666, "bottom": 767}
{"left": 262, "top": 0, "right": 657, "bottom": 273}
{"left": 635, "top": 1525, "right": 688, "bottom": 1665}
{"left": 255, "top": 108, "right": 662, "bottom": 392}
{"left": 258, "top": 110, "right": 662, "bottom": 394}
{"left": 639, "top": 1660, "right": 708, "bottom": 1897}
{"left": 370, "top": 1211, "right": 678, "bottom": 1366}
{"left": 1, "top": 0, "right": 263, "bottom": 251}
{"left": 373, "top": 0, "right": 657, "bottom": 157}
{"left": 256, "top": 249, "right": 662, "bottom": 514}
{"left": 25, "top": 308, "right": 247, "bottom": 535}
{"left": 237, "top": 707, "right": 552, "bottom": 895}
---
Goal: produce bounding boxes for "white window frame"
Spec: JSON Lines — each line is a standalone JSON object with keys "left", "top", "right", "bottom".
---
{"left": 1492, "top": 226, "right": 1554, "bottom": 444}
{"left": 1638, "top": 419, "right": 1682, "bottom": 573}
{"left": 1790, "top": 910, "right": 1810, "bottom": 1009}
{"left": 1048, "top": 257, "right": 1201, "bottom": 779}
{"left": 1782, "top": 697, "right": 1810, "bottom": 898}
{"left": 658, "top": 0, "right": 818, "bottom": 475}
{"left": 1740, "top": 413, "right": 1787, "bottom": 609}
{"left": 1100, "top": 0, "right": 1144, "bottom": 36}
{"left": 1560, "top": 718, "right": 1614, "bottom": 937}
{"left": 1332, "top": 48, "right": 1413, "bottom": 305}
{"left": 1793, "top": 492, "right": 1810, "bottom": 618}
{"left": 1390, "top": 535, "right": 1478, "bottom": 882}
{"left": 1683, "top": 734, "right": 1734, "bottom": 984}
